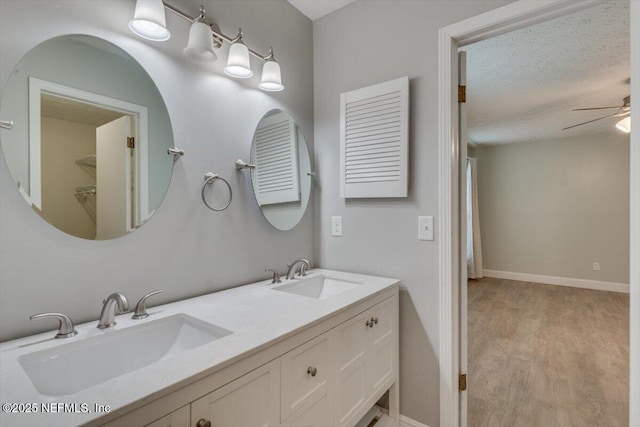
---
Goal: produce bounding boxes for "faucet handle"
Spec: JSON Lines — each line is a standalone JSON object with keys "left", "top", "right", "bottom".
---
{"left": 30, "top": 313, "right": 78, "bottom": 339}
{"left": 299, "top": 261, "right": 313, "bottom": 277}
{"left": 266, "top": 269, "right": 282, "bottom": 284}
{"left": 132, "top": 290, "right": 163, "bottom": 320}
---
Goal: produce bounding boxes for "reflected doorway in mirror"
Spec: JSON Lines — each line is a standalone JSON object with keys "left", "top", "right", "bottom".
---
{"left": 28, "top": 80, "right": 148, "bottom": 240}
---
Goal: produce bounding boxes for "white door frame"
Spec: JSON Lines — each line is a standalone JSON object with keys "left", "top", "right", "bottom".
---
{"left": 437, "top": 1, "right": 639, "bottom": 426}
{"left": 28, "top": 77, "right": 149, "bottom": 223}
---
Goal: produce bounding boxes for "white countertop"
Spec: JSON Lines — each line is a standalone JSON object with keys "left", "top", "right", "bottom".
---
{"left": 0, "top": 269, "right": 399, "bottom": 426}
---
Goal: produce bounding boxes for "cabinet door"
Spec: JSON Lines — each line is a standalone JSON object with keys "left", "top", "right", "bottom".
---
{"left": 191, "top": 360, "right": 280, "bottom": 427}
{"left": 284, "top": 394, "right": 332, "bottom": 427}
{"left": 366, "top": 297, "right": 396, "bottom": 397}
{"left": 332, "top": 311, "right": 369, "bottom": 427}
{"left": 281, "top": 333, "right": 330, "bottom": 419}
{"left": 145, "top": 405, "right": 190, "bottom": 427}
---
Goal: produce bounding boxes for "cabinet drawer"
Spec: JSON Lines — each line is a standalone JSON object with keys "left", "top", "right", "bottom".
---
{"left": 281, "top": 333, "right": 330, "bottom": 420}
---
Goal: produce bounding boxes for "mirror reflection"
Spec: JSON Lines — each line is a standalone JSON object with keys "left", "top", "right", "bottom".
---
{"left": 0, "top": 35, "right": 175, "bottom": 240}
{"left": 250, "top": 110, "right": 311, "bottom": 231}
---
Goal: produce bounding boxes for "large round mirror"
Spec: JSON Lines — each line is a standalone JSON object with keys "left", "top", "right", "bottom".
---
{"left": 250, "top": 110, "right": 311, "bottom": 231}
{"left": 0, "top": 35, "right": 174, "bottom": 240}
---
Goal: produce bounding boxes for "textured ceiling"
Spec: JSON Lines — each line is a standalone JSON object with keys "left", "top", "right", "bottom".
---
{"left": 465, "top": 1, "right": 630, "bottom": 145}
{"left": 41, "top": 95, "right": 124, "bottom": 127}
{"left": 287, "top": 0, "right": 357, "bottom": 20}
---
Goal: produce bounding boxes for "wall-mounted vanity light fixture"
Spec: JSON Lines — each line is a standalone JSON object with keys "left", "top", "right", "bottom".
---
{"left": 129, "top": 0, "right": 285, "bottom": 92}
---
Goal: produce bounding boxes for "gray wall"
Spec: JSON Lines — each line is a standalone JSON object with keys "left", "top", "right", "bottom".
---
{"left": 0, "top": 0, "right": 314, "bottom": 341}
{"left": 312, "top": 1, "right": 512, "bottom": 425}
{"left": 475, "top": 131, "right": 630, "bottom": 284}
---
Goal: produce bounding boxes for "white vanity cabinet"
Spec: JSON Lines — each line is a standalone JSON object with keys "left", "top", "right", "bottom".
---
{"left": 333, "top": 297, "right": 397, "bottom": 427}
{"left": 103, "top": 288, "right": 398, "bottom": 427}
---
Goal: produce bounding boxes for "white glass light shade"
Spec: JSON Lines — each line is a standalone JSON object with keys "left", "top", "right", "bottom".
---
{"left": 129, "top": 0, "right": 171, "bottom": 41}
{"left": 184, "top": 21, "right": 217, "bottom": 62}
{"left": 259, "top": 60, "right": 284, "bottom": 92}
{"left": 616, "top": 116, "right": 631, "bottom": 133}
{"left": 224, "top": 42, "right": 253, "bottom": 78}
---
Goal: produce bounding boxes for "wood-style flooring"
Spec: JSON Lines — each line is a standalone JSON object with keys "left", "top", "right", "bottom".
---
{"left": 468, "top": 277, "right": 629, "bottom": 427}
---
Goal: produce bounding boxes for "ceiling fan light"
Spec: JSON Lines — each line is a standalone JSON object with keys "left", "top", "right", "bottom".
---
{"left": 616, "top": 116, "right": 631, "bottom": 133}
{"left": 129, "top": 0, "right": 171, "bottom": 42}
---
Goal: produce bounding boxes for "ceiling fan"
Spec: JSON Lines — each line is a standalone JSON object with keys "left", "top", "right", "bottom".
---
{"left": 562, "top": 95, "right": 631, "bottom": 132}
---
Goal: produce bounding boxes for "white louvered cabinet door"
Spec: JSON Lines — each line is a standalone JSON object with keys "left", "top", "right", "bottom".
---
{"left": 251, "top": 111, "right": 300, "bottom": 206}
{"left": 340, "top": 76, "right": 409, "bottom": 198}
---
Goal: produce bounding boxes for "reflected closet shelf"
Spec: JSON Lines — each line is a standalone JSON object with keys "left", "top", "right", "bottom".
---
{"left": 75, "top": 155, "right": 96, "bottom": 167}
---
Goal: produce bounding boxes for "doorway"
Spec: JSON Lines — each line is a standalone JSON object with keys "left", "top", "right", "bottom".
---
{"left": 437, "top": 1, "right": 639, "bottom": 426}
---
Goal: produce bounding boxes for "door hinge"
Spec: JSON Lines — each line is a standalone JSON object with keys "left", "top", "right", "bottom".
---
{"left": 127, "top": 137, "right": 135, "bottom": 149}
{"left": 459, "top": 373, "right": 467, "bottom": 391}
{"left": 458, "top": 85, "right": 466, "bottom": 103}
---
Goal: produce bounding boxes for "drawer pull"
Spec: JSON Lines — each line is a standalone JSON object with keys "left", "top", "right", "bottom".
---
{"left": 307, "top": 366, "right": 318, "bottom": 377}
{"left": 367, "top": 317, "right": 377, "bottom": 328}
{"left": 196, "top": 419, "right": 211, "bottom": 427}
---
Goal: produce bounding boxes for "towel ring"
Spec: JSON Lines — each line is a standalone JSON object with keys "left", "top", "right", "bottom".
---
{"left": 201, "top": 173, "right": 232, "bottom": 211}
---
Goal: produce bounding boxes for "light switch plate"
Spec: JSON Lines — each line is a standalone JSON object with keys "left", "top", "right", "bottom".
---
{"left": 331, "top": 216, "right": 343, "bottom": 237}
{"left": 418, "top": 216, "right": 434, "bottom": 241}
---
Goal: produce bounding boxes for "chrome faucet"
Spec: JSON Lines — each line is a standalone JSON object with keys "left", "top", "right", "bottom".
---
{"left": 97, "top": 293, "right": 130, "bottom": 329}
{"left": 286, "top": 259, "right": 313, "bottom": 280}
{"left": 132, "top": 290, "right": 163, "bottom": 320}
{"left": 266, "top": 269, "right": 282, "bottom": 284}
{"left": 30, "top": 313, "right": 78, "bottom": 339}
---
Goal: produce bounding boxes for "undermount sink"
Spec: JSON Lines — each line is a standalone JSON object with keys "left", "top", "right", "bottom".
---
{"left": 273, "top": 275, "right": 362, "bottom": 299}
{"left": 19, "top": 314, "right": 232, "bottom": 396}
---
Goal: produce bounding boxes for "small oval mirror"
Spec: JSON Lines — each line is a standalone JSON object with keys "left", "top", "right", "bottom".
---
{"left": 249, "top": 110, "right": 311, "bottom": 231}
{"left": 0, "top": 35, "right": 175, "bottom": 240}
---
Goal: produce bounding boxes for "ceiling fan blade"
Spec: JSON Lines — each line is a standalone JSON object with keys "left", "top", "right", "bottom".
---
{"left": 562, "top": 112, "right": 619, "bottom": 131}
{"left": 572, "top": 106, "right": 622, "bottom": 111}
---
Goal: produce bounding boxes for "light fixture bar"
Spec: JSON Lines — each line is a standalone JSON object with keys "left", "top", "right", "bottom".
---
{"left": 162, "top": 1, "right": 271, "bottom": 61}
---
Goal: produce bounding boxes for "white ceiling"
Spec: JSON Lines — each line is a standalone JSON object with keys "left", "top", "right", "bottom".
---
{"left": 465, "top": 1, "right": 630, "bottom": 145}
{"left": 287, "top": 0, "right": 357, "bottom": 20}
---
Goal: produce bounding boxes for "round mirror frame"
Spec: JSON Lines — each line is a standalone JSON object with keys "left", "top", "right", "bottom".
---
{"left": 0, "top": 34, "right": 175, "bottom": 240}
{"left": 249, "top": 109, "right": 312, "bottom": 231}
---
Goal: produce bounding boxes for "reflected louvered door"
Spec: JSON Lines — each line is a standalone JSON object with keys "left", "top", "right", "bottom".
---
{"left": 340, "top": 76, "right": 409, "bottom": 198}
{"left": 252, "top": 112, "right": 300, "bottom": 206}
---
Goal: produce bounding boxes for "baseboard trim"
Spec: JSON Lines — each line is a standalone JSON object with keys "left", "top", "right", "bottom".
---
{"left": 400, "top": 414, "right": 430, "bottom": 427}
{"left": 483, "top": 269, "right": 629, "bottom": 294}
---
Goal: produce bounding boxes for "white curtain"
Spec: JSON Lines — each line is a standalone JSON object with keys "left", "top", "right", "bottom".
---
{"left": 467, "top": 158, "right": 483, "bottom": 279}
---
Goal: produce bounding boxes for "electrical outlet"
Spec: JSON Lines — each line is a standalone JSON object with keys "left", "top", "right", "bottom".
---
{"left": 331, "top": 216, "right": 343, "bottom": 237}
{"left": 593, "top": 262, "right": 600, "bottom": 271}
